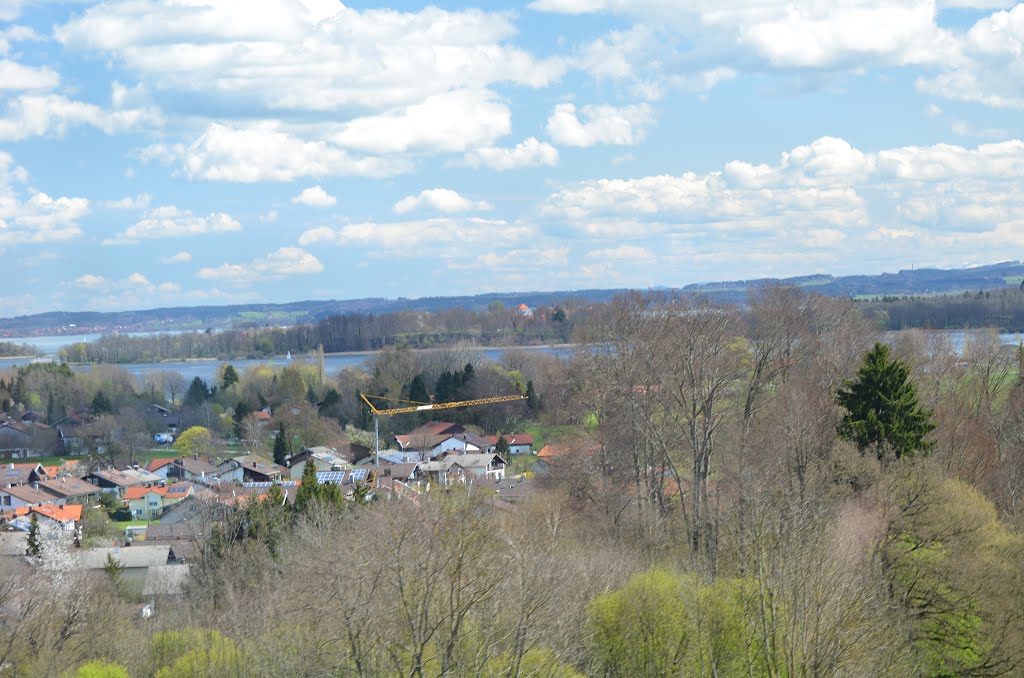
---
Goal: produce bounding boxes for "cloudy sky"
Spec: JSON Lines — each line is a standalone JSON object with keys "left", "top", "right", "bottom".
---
{"left": 2, "top": 0, "right": 1024, "bottom": 314}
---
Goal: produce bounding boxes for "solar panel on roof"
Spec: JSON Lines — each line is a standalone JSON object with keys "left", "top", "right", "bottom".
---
{"left": 348, "top": 469, "right": 368, "bottom": 482}
{"left": 242, "top": 480, "right": 299, "bottom": 489}
{"left": 316, "top": 471, "right": 345, "bottom": 484}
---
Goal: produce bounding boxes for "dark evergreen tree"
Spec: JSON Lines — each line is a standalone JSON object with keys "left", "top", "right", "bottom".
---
{"left": 91, "top": 390, "right": 112, "bottom": 415}
{"left": 435, "top": 371, "right": 459, "bottom": 403}
{"left": 184, "top": 377, "right": 210, "bottom": 406}
{"left": 407, "top": 374, "right": 429, "bottom": 404}
{"left": 272, "top": 424, "right": 289, "bottom": 466}
{"left": 232, "top": 400, "right": 252, "bottom": 438}
{"left": 25, "top": 513, "right": 41, "bottom": 559}
{"left": 295, "top": 456, "right": 320, "bottom": 513}
{"left": 526, "top": 380, "right": 539, "bottom": 413}
{"left": 837, "top": 342, "right": 936, "bottom": 461}
{"left": 462, "top": 362, "right": 475, "bottom": 384}
{"left": 46, "top": 392, "right": 57, "bottom": 424}
{"left": 221, "top": 364, "right": 240, "bottom": 390}
{"left": 495, "top": 435, "right": 511, "bottom": 458}
{"left": 306, "top": 384, "right": 318, "bottom": 404}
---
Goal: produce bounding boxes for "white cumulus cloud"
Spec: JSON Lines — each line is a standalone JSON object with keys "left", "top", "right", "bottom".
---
{"left": 546, "top": 102, "right": 653, "bottom": 147}
{"left": 0, "top": 151, "right": 89, "bottom": 246}
{"left": 197, "top": 247, "right": 324, "bottom": 284}
{"left": 104, "top": 205, "right": 242, "bottom": 244}
{"left": 299, "top": 217, "right": 533, "bottom": 253}
{"left": 292, "top": 185, "right": 337, "bottom": 208}
{"left": 464, "top": 137, "right": 559, "bottom": 171}
{"left": 161, "top": 251, "right": 192, "bottom": 264}
{"left": 393, "top": 188, "right": 492, "bottom": 214}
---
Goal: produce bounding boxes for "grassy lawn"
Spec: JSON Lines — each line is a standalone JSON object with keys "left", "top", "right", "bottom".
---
{"left": 114, "top": 520, "right": 151, "bottom": 531}
{"left": 525, "top": 424, "right": 583, "bottom": 452}
{"left": 507, "top": 454, "right": 539, "bottom": 475}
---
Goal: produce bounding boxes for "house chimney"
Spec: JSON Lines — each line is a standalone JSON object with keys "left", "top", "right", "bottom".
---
{"left": 32, "top": 482, "right": 38, "bottom": 490}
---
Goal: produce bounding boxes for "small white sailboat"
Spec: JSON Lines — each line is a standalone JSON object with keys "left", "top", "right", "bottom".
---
{"left": 286, "top": 351, "right": 292, "bottom": 361}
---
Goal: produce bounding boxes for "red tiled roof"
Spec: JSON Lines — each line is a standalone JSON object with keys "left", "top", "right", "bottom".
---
{"left": 406, "top": 421, "right": 463, "bottom": 437}
{"left": 146, "top": 458, "right": 177, "bottom": 472}
{"left": 125, "top": 486, "right": 167, "bottom": 500}
{"left": 29, "top": 503, "right": 79, "bottom": 524}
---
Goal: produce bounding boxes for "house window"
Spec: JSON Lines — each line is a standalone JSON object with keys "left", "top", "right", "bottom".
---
{"left": 1, "top": 496, "right": 9, "bottom": 506}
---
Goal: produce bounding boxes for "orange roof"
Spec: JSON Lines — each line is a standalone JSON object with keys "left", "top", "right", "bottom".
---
{"left": 536, "top": 445, "right": 557, "bottom": 459}
{"left": 42, "top": 466, "right": 60, "bottom": 478}
{"left": 60, "top": 504, "right": 83, "bottom": 521}
{"left": 125, "top": 486, "right": 167, "bottom": 500}
{"left": 30, "top": 504, "right": 79, "bottom": 523}
{"left": 145, "top": 458, "right": 177, "bottom": 472}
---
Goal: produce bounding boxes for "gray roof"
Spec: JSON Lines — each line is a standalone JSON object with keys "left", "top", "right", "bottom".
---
{"left": 0, "top": 532, "right": 27, "bottom": 556}
{"left": 79, "top": 545, "right": 171, "bottom": 569}
{"left": 174, "top": 458, "right": 220, "bottom": 475}
{"left": 450, "top": 454, "right": 503, "bottom": 470}
{"left": 37, "top": 476, "right": 100, "bottom": 498}
{"left": 142, "top": 564, "right": 191, "bottom": 596}
{"left": 88, "top": 468, "right": 163, "bottom": 487}
{"left": 0, "top": 484, "right": 56, "bottom": 504}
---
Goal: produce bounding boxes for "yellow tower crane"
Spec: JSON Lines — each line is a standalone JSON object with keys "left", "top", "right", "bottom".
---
{"left": 359, "top": 392, "right": 528, "bottom": 486}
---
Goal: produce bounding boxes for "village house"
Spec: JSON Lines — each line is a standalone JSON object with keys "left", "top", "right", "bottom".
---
{"left": 286, "top": 446, "right": 351, "bottom": 480}
{"left": 143, "top": 521, "right": 204, "bottom": 562}
{"left": 7, "top": 503, "right": 82, "bottom": 532}
{"left": 0, "top": 483, "right": 57, "bottom": 510}
{"left": 167, "top": 457, "right": 219, "bottom": 482}
{"left": 0, "top": 420, "right": 60, "bottom": 458}
{"left": 483, "top": 434, "right": 534, "bottom": 455}
{"left": 145, "top": 458, "right": 177, "bottom": 480}
{"left": 85, "top": 467, "right": 164, "bottom": 496}
{"left": 37, "top": 476, "right": 103, "bottom": 506}
{"left": 419, "top": 453, "right": 507, "bottom": 485}
{"left": 126, "top": 483, "right": 194, "bottom": 520}
{"left": 217, "top": 455, "right": 286, "bottom": 483}
{"left": 51, "top": 411, "right": 93, "bottom": 455}
{"left": 0, "top": 462, "right": 49, "bottom": 486}
{"left": 394, "top": 431, "right": 493, "bottom": 460}
{"left": 78, "top": 545, "right": 174, "bottom": 593}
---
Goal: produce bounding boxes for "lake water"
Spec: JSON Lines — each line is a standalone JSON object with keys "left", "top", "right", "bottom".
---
{"left": 1, "top": 329, "right": 1021, "bottom": 381}
{"left": 0, "top": 339, "right": 577, "bottom": 382}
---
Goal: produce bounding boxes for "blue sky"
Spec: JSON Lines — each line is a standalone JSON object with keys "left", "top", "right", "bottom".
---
{"left": 2, "top": 0, "right": 1024, "bottom": 314}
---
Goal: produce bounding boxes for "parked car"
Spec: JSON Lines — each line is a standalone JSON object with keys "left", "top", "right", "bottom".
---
{"left": 154, "top": 433, "right": 174, "bottom": 444}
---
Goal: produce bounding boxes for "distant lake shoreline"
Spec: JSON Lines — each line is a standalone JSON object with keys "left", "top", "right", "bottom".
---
{"left": 0, "top": 329, "right": 1019, "bottom": 382}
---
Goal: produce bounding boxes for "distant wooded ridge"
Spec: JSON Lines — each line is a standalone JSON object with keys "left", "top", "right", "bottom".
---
{"left": 2, "top": 260, "right": 1023, "bottom": 337}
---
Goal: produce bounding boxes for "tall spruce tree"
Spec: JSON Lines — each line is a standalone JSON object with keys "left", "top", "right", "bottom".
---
{"left": 184, "top": 377, "right": 210, "bottom": 406}
{"left": 221, "top": 364, "right": 240, "bottom": 391}
{"left": 272, "top": 424, "right": 289, "bottom": 466}
{"left": 25, "top": 513, "right": 41, "bottom": 559}
{"left": 295, "top": 455, "right": 320, "bottom": 513}
{"left": 837, "top": 342, "right": 935, "bottom": 461}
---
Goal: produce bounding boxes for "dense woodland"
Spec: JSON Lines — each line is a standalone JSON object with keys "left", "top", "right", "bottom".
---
{"left": 3, "top": 286, "right": 1024, "bottom": 676}
{"left": 861, "top": 285, "right": 1024, "bottom": 332}
{"left": 0, "top": 341, "right": 41, "bottom": 358}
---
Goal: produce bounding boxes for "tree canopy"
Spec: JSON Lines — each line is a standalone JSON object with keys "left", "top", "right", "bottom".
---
{"left": 837, "top": 342, "right": 935, "bottom": 461}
